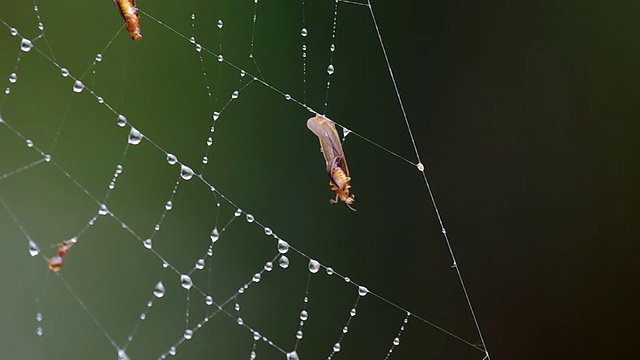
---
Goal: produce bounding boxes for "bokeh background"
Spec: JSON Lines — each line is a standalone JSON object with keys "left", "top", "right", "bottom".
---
{"left": 0, "top": 0, "right": 638, "bottom": 359}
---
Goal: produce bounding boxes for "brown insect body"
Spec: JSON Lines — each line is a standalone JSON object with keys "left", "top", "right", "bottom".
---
{"left": 307, "top": 115, "right": 356, "bottom": 211}
{"left": 46, "top": 238, "right": 76, "bottom": 272}
{"left": 114, "top": 0, "right": 142, "bottom": 41}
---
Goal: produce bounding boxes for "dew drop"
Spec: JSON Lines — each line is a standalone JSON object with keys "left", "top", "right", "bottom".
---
{"left": 210, "top": 227, "right": 220, "bottom": 243}
{"left": 212, "top": 111, "right": 220, "bottom": 121}
{"left": 143, "top": 238, "right": 152, "bottom": 249}
{"left": 253, "top": 331, "right": 261, "bottom": 341}
{"left": 264, "top": 262, "right": 273, "bottom": 272}
{"left": 333, "top": 343, "right": 341, "bottom": 352}
{"left": 37, "top": 22, "right": 44, "bottom": 31}
{"left": 26, "top": 139, "right": 33, "bottom": 147}
{"left": 245, "top": 214, "right": 254, "bottom": 223}
{"left": 326, "top": 267, "right": 334, "bottom": 275}
{"left": 264, "top": 227, "right": 273, "bottom": 236}
{"left": 36, "top": 327, "right": 43, "bottom": 336}
{"left": 300, "top": 310, "right": 308, "bottom": 321}
{"left": 98, "top": 204, "right": 109, "bottom": 216}
{"left": 342, "top": 326, "right": 349, "bottom": 334}
{"left": 60, "top": 68, "right": 69, "bottom": 77}
{"left": 308, "top": 259, "right": 320, "bottom": 273}
{"left": 117, "top": 115, "right": 127, "bottom": 127}
{"left": 195, "top": 258, "right": 205, "bottom": 270}
{"left": 350, "top": 308, "right": 356, "bottom": 317}
{"left": 287, "top": 351, "right": 299, "bottom": 360}
{"left": 97, "top": 96, "right": 104, "bottom": 104}
{"left": 393, "top": 337, "right": 400, "bottom": 346}
{"left": 417, "top": 162, "right": 425, "bottom": 172}
{"left": 180, "top": 274, "right": 193, "bottom": 290}
{"left": 8, "top": 73, "right": 17, "bottom": 83}
{"left": 217, "top": 20, "right": 223, "bottom": 29}
{"left": 330, "top": 44, "right": 336, "bottom": 52}
{"left": 206, "top": 136, "right": 213, "bottom": 146}
{"left": 277, "top": 239, "right": 289, "bottom": 254}
{"left": 139, "top": 313, "right": 146, "bottom": 320}
{"left": 195, "top": 43, "right": 202, "bottom": 52}
{"left": 183, "top": 329, "right": 193, "bottom": 340}
{"left": 240, "top": 70, "right": 246, "bottom": 77}
{"left": 180, "top": 165, "right": 194, "bottom": 180}
{"left": 217, "top": 54, "right": 224, "bottom": 62}
{"left": 72, "top": 80, "right": 84, "bottom": 93}
{"left": 165, "top": 201, "right": 173, "bottom": 211}
{"left": 166, "top": 153, "right": 177, "bottom": 165}
{"left": 20, "top": 38, "right": 32, "bottom": 52}
{"left": 342, "top": 127, "right": 351, "bottom": 139}
{"left": 4, "top": 87, "right": 9, "bottom": 95}
{"left": 10, "top": 28, "right": 18, "bottom": 36}
{"left": 205, "top": 295, "right": 214, "bottom": 306}
{"left": 168, "top": 347, "right": 176, "bottom": 356}
{"left": 358, "top": 286, "right": 369, "bottom": 297}
{"left": 300, "top": 28, "right": 308, "bottom": 37}
{"left": 296, "top": 330, "right": 303, "bottom": 339}
{"left": 128, "top": 127, "right": 142, "bottom": 145}
{"left": 189, "top": 36, "right": 195, "bottom": 44}
{"left": 191, "top": 13, "right": 195, "bottom": 20}
{"left": 284, "top": 94, "right": 291, "bottom": 100}
{"left": 154, "top": 224, "right": 160, "bottom": 231}
{"left": 279, "top": 255, "right": 289, "bottom": 268}
{"left": 234, "top": 208, "right": 242, "bottom": 217}
{"left": 95, "top": 53, "right": 102, "bottom": 62}
{"left": 153, "top": 281, "right": 165, "bottom": 298}
{"left": 237, "top": 317, "right": 244, "bottom": 326}
{"left": 234, "top": 303, "right": 240, "bottom": 311}
{"left": 327, "top": 64, "right": 335, "bottom": 75}
{"left": 207, "top": 247, "right": 213, "bottom": 257}
{"left": 344, "top": 277, "right": 351, "bottom": 283}
{"left": 252, "top": 273, "right": 261, "bottom": 282}
{"left": 231, "top": 90, "right": 239, "bottom": 99}
{"left": 44, "top": 154, "right": 51, "bottom": 162}
{"left": 36, "top": 312, "right": 42, "bottom": 322}
{"left": 28, "top": 240, "right": 40, "bottom": 256}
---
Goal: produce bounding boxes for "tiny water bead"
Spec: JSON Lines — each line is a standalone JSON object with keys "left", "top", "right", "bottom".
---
{"left": 326, "top": 267, "right": 334, "bottom": 275}
{"left": 350, "top": 308, "right": 356, "bottom": 317}
{"left": 245, "top": 214, "right": 254, "bottom": 223}
{"left": 217, "top": 20, "right": 223, "bottom": 29}
{"left": 300, "top": 28, "right": 308, "bottom": 37}
{"left": 277, "top": 239, "right": 289, "bottom": 254}
{"left": 117, "top": 115, "right": 127, "bottom": 127}
{"left": 180, "top": 165, "right": 194, "bottom": 180}
{"left": 299, "top": 310, "right": 308, "bottom": 321}
{"left": 143, "top": 239, "right": 152, "bottom": 249}
{"left": 210, "top": 227, "right": 220, "bottom": 242}
{"left": 237, "top": 317, "right": 244, "bottom": 326}
{"left": 342, "top": 127, "right": 351, "bottom": 139}
{"left": 98, "top": 204, "right": 109, "bottom": 216}
{"left": 234, "top": 303, "right": 240, "bottom": 311}
{"left": 416, "top": 162, "right": 425, "bottom": 172}
{"left": 393, "top": 337, "right": 400, "bottom": 346}
{"left": 180, "top": 274, "right": 193, "bottom": 290}
{"left": 60, "top": 68, "right": 69, "bottom": 77}
{"left": 279, "top": 255, "right": 289, "bottom": 268}
{"left": 327, "top": 64, "right": 335, "bottom": 75}
{"left": 264, "top": 262, "right": 273, "bottom": 271}
{"left": 358, "top": 286, "right": 369, "bottom": 297}
{"left": 330, "top": 43, "right": 336, "bottom": 52}
{"left": 205, "top": 295, "right": 214, "bottom": 306}
{"left": 8, "top": 73, "right": 17, "bottom": 83}
{"left": 95, "top": 53, "right": 102, "bottom": 62}
{"left": 206, "top": 136, "right": 213, "bottom": 146}
{"left": 212, "top": 111, "right": 220, "bottom": 121}
{"left": 284, "top": 94, "right": 291, "bottom": 100}
{"left": 231, "top": 90, "right": 239, "bottom": 99}
{"left": 20, "top": 38, "right": 32, "bottom": 52}
{"left": 217, "top": 55, "right": 224, "bottom": 62}
{"left": 195, "top": 43, "right": 202, "bottom": 52}
{"left": 37, "top": 22, "right": 44, "bottom": 31}
{"left": 264, "top": 227, "right": 273, "bottom": 236}
{"left": 286, "top": 351, "right": 299, "bottom": 360}
{"left": 195, "top": 259, "right": 205, "bottom": 270}
{"left": 153, "top": 281, "right": 165, "bottom": 298}
{"left": 234, "top": 208, "right": 242, "bottom": 217}
{"left": 333, "top": 343, "right": 341, "bottom": 352}
{"left": 183, "top": 329, "right": 193, "bottom": 340}
{"left": 252, "top": 273, "right": 261, "bottom": 282}
{"left": 28, "top": 240, "right": 40, "bottom": 256}
{"left": 308, "top": 259, "right": 320, "bottom": 273}
{"left": 26, "top": 139, "right": 33, "bottom": 147}
{"left": 165, "top": 201, "right": 173, "bottom": 211}
{"left": 166, "top": 153, "right": 177, "bottom": 165}
{"left": 342, "top": 326, "right": 349, "bottom": 334}
{"left": 169, "top": 347, "right": 176, "bottom": 356}
{"left": 72, "top": 80, "right": 85, "bottom": 93}
{"left": 296, "top": 330, "right": 303, "bottom": 339}
{"left": 128, "top": 127, "right": 142, "bottom": 145}
{"left": 10, "top": 28, "right": 18, "bottom": 36}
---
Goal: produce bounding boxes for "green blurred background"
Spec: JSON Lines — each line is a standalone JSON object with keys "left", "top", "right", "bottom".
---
{"left": 0, "top": 0, "right": 638, "bottom": 359}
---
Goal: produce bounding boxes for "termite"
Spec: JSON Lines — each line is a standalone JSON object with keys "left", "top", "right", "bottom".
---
{"left": 307, "top": 115, "right": 356, "bottom": 211}
{"left": 114, "top": 0, "right": 142, "bottom": 41}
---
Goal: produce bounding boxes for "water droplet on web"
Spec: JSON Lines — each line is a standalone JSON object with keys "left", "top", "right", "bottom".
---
{"left": 207, "top": 247, "right": 213, "bottom": 256}
{"left": 139, "top": 313, "right": 146, "bottom": 320}
{"left": 308, "top": 259, "right": 320, "bottom": 273}
{"left": 153, "top": 281, "right": 165, "bottom": 298}
{"left": 231, "top": 90, "right": 239, "bottom": 99}
{"left": 240, "top": 70, "right": 246, "bottom": 77}
{"left": 165, "top": 201, "right": 173, "bottom": 211}
{"left": 195, "top": 258, "right": 205, "bottom": 270}
{"left": 416, "top": 162, "right": 425, "bottom": 172}
{"left": 97, "top": 96, "right": 104, "bottom": 104}
{"left": 20, "top": 38, "right": 32, "bottom": 52}
{"left": 393, "top": 337, "right": 400, "bottom": 346}
{"left": 72, "top": 80, "right": 84, "bottom": 93}
{"left": 253, "top": 331, "right": 261, "bottom": 341}
{"left": 279, "top": 255, "right": 289, "bottom": 268}
{"left": 252, "top": 273, "right": 261, "bottom": 282}
{"left": 245, "top": 214, "right": 254, "bottom": 223}
{"left": 234, "top": 303, "right": 240, "bottom": 311}
{"left": 95, "top": 53, "right": 102, "bottom": 62}
{"left": 4, "top": 88, "right": 9, "bottom": 94}
{"left": 284, "top": 94, "right": 291, "bottom": 100}
{"left": 264, "top": 262, "right": 273, "bottom": 271}
{"left": 154, "top": 224, "right": 160, "bottom": 231}
{"left": 300, "top": 28, "right": 308, "bottom": 37}
{"left": 350, "top": 308, "right": 356, "bottom": 317}
{"left": 36, "top": 312, "right": 42, "bottom": 322}
{"left": 217, "top": 20, "right": 224, "bottom": 29}
{"left": 60, "top": 68, "right": 69, "bottom": 77}
{"left": 180, "top": 165, "right": 194, "bottom": 180}
{"left": 206, "top": 137, "right": 213, "bottom": 146}
{"left": 217, "top": 54, "right": 224, "bottom": 62}
{"left": 195, "top": 43, "right": 202, "bottom": 52}
{"left": 168, "top": 347, "right": 176, "bottom": 356}
{"left": 26, "top": 139, "right": 33, "bottom": 147}
{"left": 36, "top": 327, "right": 43, "bottom": 336}
{"left": 183, "top": 329, "right": 193, "bottom": 340}
{"left": 344, "top": 277, "right": 351, "bottom": 283}
{"left": 212, "top": 111, "right": 220, "bottom": 121}
{"left": 342, "top": 326, "right": 349, "bottom": 333}
{"left": 326, "top": 267, "right": 334, "bottom": 275}
{"left": 28, "top": 240, "right": 40, "bottom": 256}
{"left": 10, "top": 28, "right": 18, "bottom": 36}
{"left": 189, "top": 36, "right": 195, "bottom": 44}
{"left": 264, "top": 227, "right": 273, "bottom": 236}
{"left": 128, "top": 127, "right": 142, "bottom": 145}
{"left": 277, "top": 239, "right": 289, "bottom": 254}
{"left": 117, "top": 115, "right": 127, "bottom": 127}
{"left": 234, "top": 208, "right": 242, "bottom": 217}
{"left": 287, "top": 351, "right": 299, "bottom": 360}
{"left": 327, "top": 64, "right": 335, "bottom": 75}
{"left": 296, "top": 330, "right": 303, "bottom": 339}
{"left": 333, "top": 343, "right": 341, "bottom": 352}
{"left": 191, "top": 13, "right": 196, "bottom": 20}
{"left": 9, "top": 73, "right": 17, "bottom": 83}
{"left": 300, "top": 310, "right": 308, "bottom": 321}
{"left": 143, "top": 238, "right": 152, "bottom": 249}
{"left": 342, "top": 127, "right": 351, "bottom": 139}
{"left": 330, "top": 44, "right": 336, "bottom": 52}
{"left": 205, "top": 295, "right": 214, "bottom": 305}
{"left": 180, "top": 274, "right": 193, "bottom": 290}
{"left": 98, "top": 204, "right": 109, "bottom": 216}
{"left": 166, "top": 153, "right": 177, "bottom": 165}
{"left": 237, "top": 317, "right": 244, "bottom": 326}
{"left": 37, "top": 22, "right": 44, "bottom": 31}
{"left": 210, "top": 227, "right": 219, "bottom": 243}
{"left": 43, "top": 154, "right": 51, "bottom": 162}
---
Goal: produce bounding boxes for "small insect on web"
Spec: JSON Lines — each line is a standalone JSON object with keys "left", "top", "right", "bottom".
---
{"left": 113, "top": 0, "right": 142, "bottom": 40}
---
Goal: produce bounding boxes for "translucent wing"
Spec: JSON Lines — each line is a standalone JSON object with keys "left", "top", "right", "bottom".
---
{"left": 306, "top": 115, "right": 350, "bottom": 177}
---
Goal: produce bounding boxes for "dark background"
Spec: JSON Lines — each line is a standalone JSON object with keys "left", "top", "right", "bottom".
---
{"left": 0, "top": 0, "right": 638, "bottom": 359}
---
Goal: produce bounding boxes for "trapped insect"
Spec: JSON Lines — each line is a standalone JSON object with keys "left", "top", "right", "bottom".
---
{"left": 307, "top": 115, "right": 356, "bottom": 211}
{"left": 114, "top": 0, "right": 142, "bottom": 41}
{"left": 46, "top": 238, "right": 76, "bottom": 272}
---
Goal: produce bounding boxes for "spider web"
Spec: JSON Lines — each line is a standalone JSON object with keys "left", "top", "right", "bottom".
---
{"left": 0, "top": 0, "right": 490, "bottom": 359}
